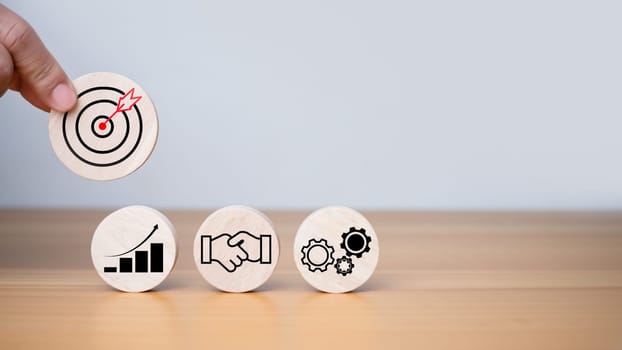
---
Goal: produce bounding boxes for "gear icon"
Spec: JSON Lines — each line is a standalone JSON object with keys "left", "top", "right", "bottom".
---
{"left": 334, "top": 255, "right": 354, "bottom": 276}
{"left": 301, "top": 238, "right": 335, "bottom": 272}
{"left": 340, "top": 227, "right": 372, "bottom": 258}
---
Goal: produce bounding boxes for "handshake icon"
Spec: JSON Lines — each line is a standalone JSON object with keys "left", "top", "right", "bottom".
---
{"left": 200, "top": 231, "right": 272, "bottom": 272}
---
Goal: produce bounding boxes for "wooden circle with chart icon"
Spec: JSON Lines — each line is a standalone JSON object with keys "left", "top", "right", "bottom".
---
{"left": 91, "top": 206, "right": 177, "bottom": 292}
{"left": 193, "top": 206, "right": 280, "bottom": 292}
{"left": 48, "top": 72, "right": 158, "bottom": 181}
{"left": 294, "top": 206, "right": 379, "bottom": 293}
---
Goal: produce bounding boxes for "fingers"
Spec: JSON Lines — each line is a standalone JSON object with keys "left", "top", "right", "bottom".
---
{"left": 219, "top": 261, "right": 237, "bottom": 273}
{"left": 223, "top": 251, "right": 247, "bottom": 273}
{"left": 228, "top": 256, "right": 244, "bottom": 270}
{"left": 236, "top": 247, "right": 248, "bottom": 261}
{"left": 228, "top": 230, "right": 259, "bottom": 247}
{"left": 0, "top": 42, "right": 12, "bottom": 96}
{"left": 13, "top": 77, "right": 52, "bottom": 111}
{"left": 231, "top": 246, "right": 249, "bottom": 267}
{"left": 228, "top": 233, "right": 246, "bottom": 247}
{"left": 229, "top": 231, "right": 262, "bottom": 262}
{"left": 0, "top": 4, "right": 76, "bottom": 112}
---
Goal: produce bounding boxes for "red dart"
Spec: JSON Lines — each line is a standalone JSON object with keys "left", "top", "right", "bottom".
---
{"left": 98, "top": 88, "right": 142, "bottom": 130}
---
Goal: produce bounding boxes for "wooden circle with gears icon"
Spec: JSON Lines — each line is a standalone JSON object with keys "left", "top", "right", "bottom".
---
{"left": 48, "top": 72, "right": 158, "bottom": 181}
{"left": 193, "top": 206, "right": 280, "bottom": 292}
{"left": 294, "top": 206, "right": 379, "bottom": 293}
{"left": 91, "top": 206, "right": 178, "bottom": 292}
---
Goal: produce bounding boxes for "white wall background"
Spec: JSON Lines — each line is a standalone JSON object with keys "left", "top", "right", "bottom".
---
{"left": 1, "top": 0, "right": 621, "bottom": 210}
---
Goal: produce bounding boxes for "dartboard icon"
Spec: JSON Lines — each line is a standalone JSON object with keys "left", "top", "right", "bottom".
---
{"left": 49, "top": 72, "right": 158, "bottom": 181}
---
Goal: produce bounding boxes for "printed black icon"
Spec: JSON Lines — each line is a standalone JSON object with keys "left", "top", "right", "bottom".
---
{"left": 340, "top": 227, "right": 372, "bottom": 258}
{"left": 104, "top": 224, "right": 164, "bottom": 273}
{"left": 200, "top": 231, "right": 272, "bottom": 273}
{"left": 334, "top": 256, "right": 354, "bottom": 276}
{"left": 63, "top": 86, "right": 143, "bottom": 167}
{"left": 301, "top": 238, "right": 335, "bottom": 272}
{"left": 301, "top": 227, "right": 371, "bottom": 276}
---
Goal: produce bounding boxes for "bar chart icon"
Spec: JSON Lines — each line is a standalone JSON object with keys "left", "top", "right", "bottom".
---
{"left": 104, "top": 225, "right": 164, "bottom": 273}
{"left": 91, "top": 206, "right": 179, "bottom": 292}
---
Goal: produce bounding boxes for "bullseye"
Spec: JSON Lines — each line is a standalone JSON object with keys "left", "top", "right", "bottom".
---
{"left": 91, "top": 116, "right": 114, "bottom": 138}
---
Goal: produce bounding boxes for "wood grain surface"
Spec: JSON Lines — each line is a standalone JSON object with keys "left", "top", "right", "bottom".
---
{"left": 1, "top": 210, "right": 621, "bottom": 349}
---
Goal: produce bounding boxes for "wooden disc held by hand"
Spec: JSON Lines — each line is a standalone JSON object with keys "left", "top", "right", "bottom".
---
{"left": 193, "top": 206, "right": 280, "bottom": 292}
{"left": 91, "top": 206, "right": 177, "bottom": 292}
{"left": 49, "top": 72, "right": 158, "bottom": 181}
{"left": 294, "top": 206, "right": 379, "bottom": 293}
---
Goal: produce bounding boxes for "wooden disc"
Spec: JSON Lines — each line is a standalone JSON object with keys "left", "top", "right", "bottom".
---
{"left": 49, "top": 72, "right": 158, "bottom": 181}
{"left": 91, "top": 206, "right": 177, "bottom": 292}
{"left": 294, "top": 206, "right": 379, "bottom": 293}
{"left": 193, "top": 206, "right": 280, "bottom": 292}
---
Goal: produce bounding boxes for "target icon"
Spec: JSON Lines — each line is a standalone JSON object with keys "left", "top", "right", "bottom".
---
{"left": 49, "top": 73, "right": 158, "bottom": 181}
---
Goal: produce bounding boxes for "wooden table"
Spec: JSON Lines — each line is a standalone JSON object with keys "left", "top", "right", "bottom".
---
{"left": 1, "top": 210, "right": 621, "bottom": 349}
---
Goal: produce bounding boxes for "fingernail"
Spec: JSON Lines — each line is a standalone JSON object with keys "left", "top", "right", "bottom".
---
{"left": 51, "top": 83, "right": 77, "bottom": 111}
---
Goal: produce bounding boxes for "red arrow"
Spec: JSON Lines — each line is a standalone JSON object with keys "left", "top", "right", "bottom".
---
{"left": 98, "top": 88, "right": 143, "bottom": 130}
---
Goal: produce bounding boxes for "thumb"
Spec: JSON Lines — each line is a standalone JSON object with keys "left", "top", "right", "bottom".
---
{"left": 228, "top": 231, "right": 246, "bottom": 247}
{"left": 0, "top": 5, "right": 76, "bottom": 112}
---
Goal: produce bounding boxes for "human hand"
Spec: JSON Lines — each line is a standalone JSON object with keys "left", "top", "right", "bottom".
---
{"left": 228, "top": 231, "right": 272, "bottom": 264}
{"left": 200, "top": 233, "right": 249, "bottom": 273}
{"left": 0, "top": 4, "right": 76, "bottom": 112}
